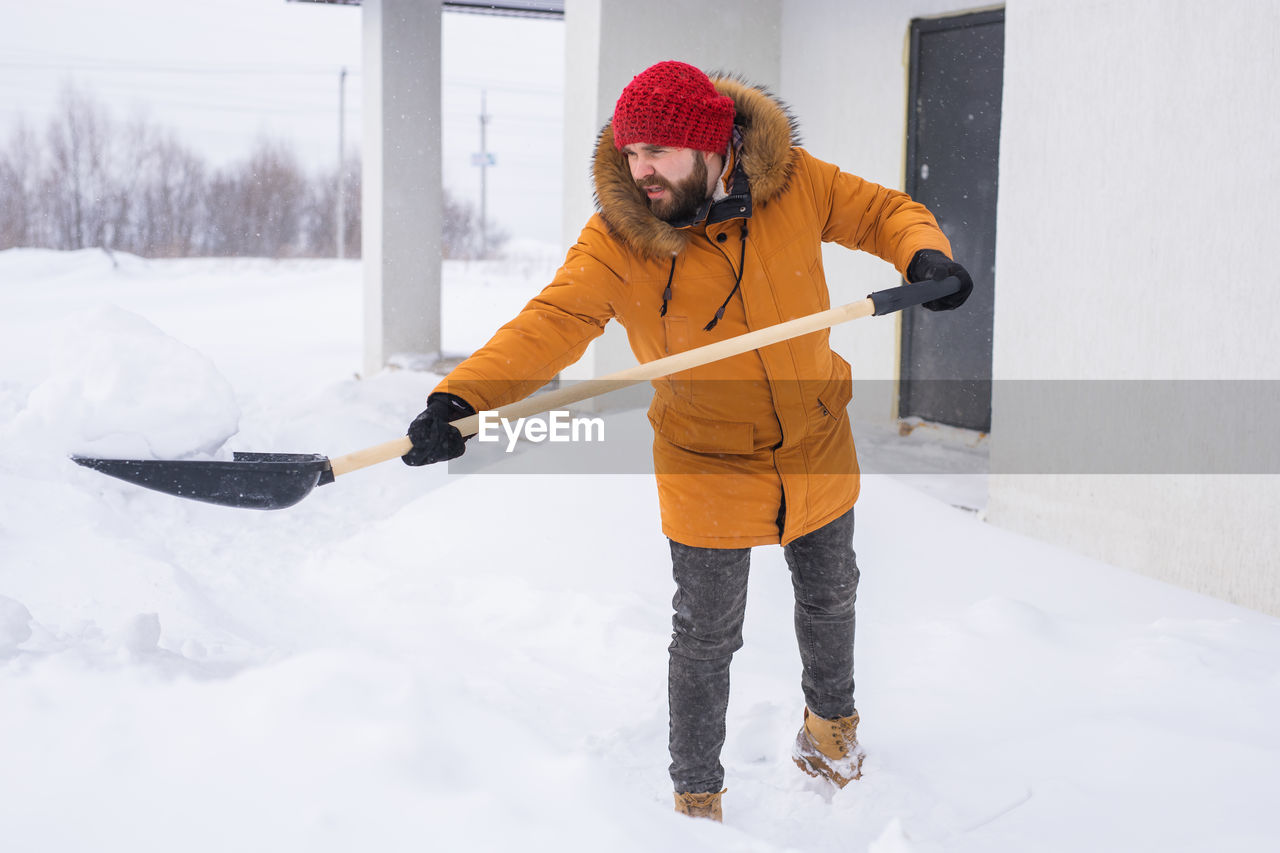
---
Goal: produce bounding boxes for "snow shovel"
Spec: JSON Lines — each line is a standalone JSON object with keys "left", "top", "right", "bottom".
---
{"left": 72, "top": 276, "right": 962, "bottom": 510}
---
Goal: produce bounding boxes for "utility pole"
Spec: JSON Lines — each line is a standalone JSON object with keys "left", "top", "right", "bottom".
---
{"left": 337, "top": 66, "right": 348, "bottom": 260}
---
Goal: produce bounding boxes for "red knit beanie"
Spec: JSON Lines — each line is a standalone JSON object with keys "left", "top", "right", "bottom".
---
{"left": 612, "top": 61, "right": 736, "bottom": 153}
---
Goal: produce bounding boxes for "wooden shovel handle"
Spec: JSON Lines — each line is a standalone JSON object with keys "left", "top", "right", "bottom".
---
{"left": 329, "top": 435, "right": 414, "bottom": 477}
{"left": 327, "top": 277, "right": 959, "bottom": 479}
{"left": 448, "top": 296, "right": 875, "bottom": 438}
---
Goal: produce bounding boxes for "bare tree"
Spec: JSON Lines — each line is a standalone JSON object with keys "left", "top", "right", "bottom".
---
{"left": 305, "top": 152, "right": 361, "bottom": 258}
{"left": 200, "top": 138, "right": 308, "bottom": 257}
{"left": 200, "top": 171, "right": 240, "bottom": 257}
{"left": 247, "top": 138, "right": 307, "bottom": 257}
{"left": 134, "top": 127, "right": 206, "bottom": 257}
{"left": 43, "top": 85, "right": 123, "bottom": 250}
{"left": 0, "top": 88, "right": 513, "bottom": 261}
{"left": 0, "top": 122, "right": 43, "bottom": 249}
{"left": 442, "top": 190, "right": 508, "bottom": 260}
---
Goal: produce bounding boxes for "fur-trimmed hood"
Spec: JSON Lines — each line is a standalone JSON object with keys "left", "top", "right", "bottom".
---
{"left": 592, "top": 73, "right": 801, "bottom": 260}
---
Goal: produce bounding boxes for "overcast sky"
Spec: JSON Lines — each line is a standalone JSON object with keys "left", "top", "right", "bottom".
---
{"left": 0, "top": 0, "right": 565, "bottom": 245}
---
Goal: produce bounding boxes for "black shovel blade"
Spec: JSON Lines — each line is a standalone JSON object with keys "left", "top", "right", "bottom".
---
{"left": 71, "top": 452, "right": 333, "bottom": 510}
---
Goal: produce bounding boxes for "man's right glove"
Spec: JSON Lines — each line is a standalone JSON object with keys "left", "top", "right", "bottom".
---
{"left": 402, "top": 392, "right": 477, "bottom": 467}
{"left": 907, "top": 248, "right": 974, "bottom": 312}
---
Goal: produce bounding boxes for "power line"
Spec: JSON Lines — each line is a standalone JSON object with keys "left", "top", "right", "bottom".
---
{"left": 0, "top": 91, "right": 364, "bottom": 119}
{"left": 442, "top": 111, "right": 560, "bottom": 125}
{"left": 0, "top": 52, "right": 562, "bottom": 101}
{"left": 0, "top": 53, "right": 359, "bottom": 77}
{"left": 445, "top": 77, "right": 560, "bottom": 97}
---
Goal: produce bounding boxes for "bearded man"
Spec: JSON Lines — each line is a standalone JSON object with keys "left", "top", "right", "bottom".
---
{"left": 403, "top": 60, "right": 972, "bottom": 821}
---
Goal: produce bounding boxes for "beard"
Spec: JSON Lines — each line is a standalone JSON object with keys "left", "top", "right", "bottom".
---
{"left": 638, "top": 154, "right": 709, "bottom": 223}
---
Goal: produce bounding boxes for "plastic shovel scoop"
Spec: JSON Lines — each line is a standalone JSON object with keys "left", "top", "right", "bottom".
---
{"left": 71, "top": 452, "right": 334, "bottom": 510}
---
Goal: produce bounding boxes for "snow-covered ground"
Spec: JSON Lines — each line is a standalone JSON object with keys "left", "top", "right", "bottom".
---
{"left": 2, "top": 248, "right": 1278, "bottom": 852}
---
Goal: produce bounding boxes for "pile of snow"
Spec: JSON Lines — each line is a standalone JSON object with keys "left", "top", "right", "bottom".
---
{"left": 1, "top": 248, "right": 1278, "bottom": 853}
{"left": 6, "top": 305, "right": 239, "bottom": 462}
{"left": 0, "top": 595, "right": 33, "bottom": 652}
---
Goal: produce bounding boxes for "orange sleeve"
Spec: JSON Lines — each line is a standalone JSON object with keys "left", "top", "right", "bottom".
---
{"left": 432, "top": 219, "right": 626, "bottom": 412}
{"left": 801, "top": 148, "right": 952, "bottom": 275}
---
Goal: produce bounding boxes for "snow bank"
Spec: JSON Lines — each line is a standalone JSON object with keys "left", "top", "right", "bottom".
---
{"left": 0, "top": 595, "right": 33, "bottom": 653}
{"left": 4, "top": 304, "right": 239, "bottom": 462}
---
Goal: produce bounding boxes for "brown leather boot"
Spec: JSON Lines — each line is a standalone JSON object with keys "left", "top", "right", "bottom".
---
{"left": 673, "top": 789, "right": 725, "bottom": 822}
{"left": 792, "top": 707, "right": 865, "bottom": 788}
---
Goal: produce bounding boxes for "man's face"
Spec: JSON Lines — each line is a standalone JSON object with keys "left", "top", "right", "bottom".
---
{"left": 622, "top": 144, "right": 712, "bottom": 223}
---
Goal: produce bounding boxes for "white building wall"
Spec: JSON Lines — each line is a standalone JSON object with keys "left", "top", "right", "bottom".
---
{"left": 779, "top": 0, "right": 987, "bottom": 422}
{"left": 988, "top": 0, "right": 1280, "bottom": 614}
{"left": 780, "top": 0, "right": 1280, "bottom": 614}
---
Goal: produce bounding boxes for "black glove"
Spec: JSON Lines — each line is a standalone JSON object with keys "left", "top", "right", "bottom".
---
{"left": 402, "top": 392, "right": 477, "bottom": 467}
{"left": 907, "top": 249, "right": 974, "bottom": 312}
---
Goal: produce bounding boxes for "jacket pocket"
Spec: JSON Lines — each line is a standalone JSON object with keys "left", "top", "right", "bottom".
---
{"left": 650, "top": 399, "right": 755, "bottom": 455}
{"left": 815, "top": 354, "right": 853, "bottom": 423}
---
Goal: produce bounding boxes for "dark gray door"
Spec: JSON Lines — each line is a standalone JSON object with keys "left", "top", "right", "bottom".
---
{"left": 901, "top": 9, "right": 1003, "bottom": 432}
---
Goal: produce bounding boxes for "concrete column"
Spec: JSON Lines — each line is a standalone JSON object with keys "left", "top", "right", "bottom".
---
{"left": 362, "top": 0, "right": 443, "bottom": 377}
{"left": 560, "top": 0, "right": 782, "bottom": 388}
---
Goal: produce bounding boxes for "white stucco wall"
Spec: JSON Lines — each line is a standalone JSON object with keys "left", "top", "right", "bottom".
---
{"left": 781, "top": 0, "right": 1280, "bottom": 614}
{"left": 988, "top": 0, "right": 1280, "bottom": 614}
{"left": 780, "top": 0, "right": 988, "bottom": 422}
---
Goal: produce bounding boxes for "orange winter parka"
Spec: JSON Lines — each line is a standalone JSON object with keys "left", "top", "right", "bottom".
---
{"left": 435, "top": 75, "right": 951, "bottom": 549}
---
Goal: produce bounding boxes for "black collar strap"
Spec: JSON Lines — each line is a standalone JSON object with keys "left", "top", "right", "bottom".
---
{"left": 657, "top": 225, "right": 750, "bottom": 331}
{"left": 703, "top": 226, "right": 748, "bottom": 331}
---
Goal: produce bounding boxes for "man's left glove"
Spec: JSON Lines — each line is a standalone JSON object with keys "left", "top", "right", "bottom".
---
{"left": 402, "top": 392, "right": 477, "bottom": 467}
{"left": 907, "top": 249, "right": 974, "bottom": 312}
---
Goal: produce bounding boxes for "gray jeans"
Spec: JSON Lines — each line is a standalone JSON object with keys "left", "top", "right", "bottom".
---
{"left": 667, "top": 508, "right": 859, "bottom": 793}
